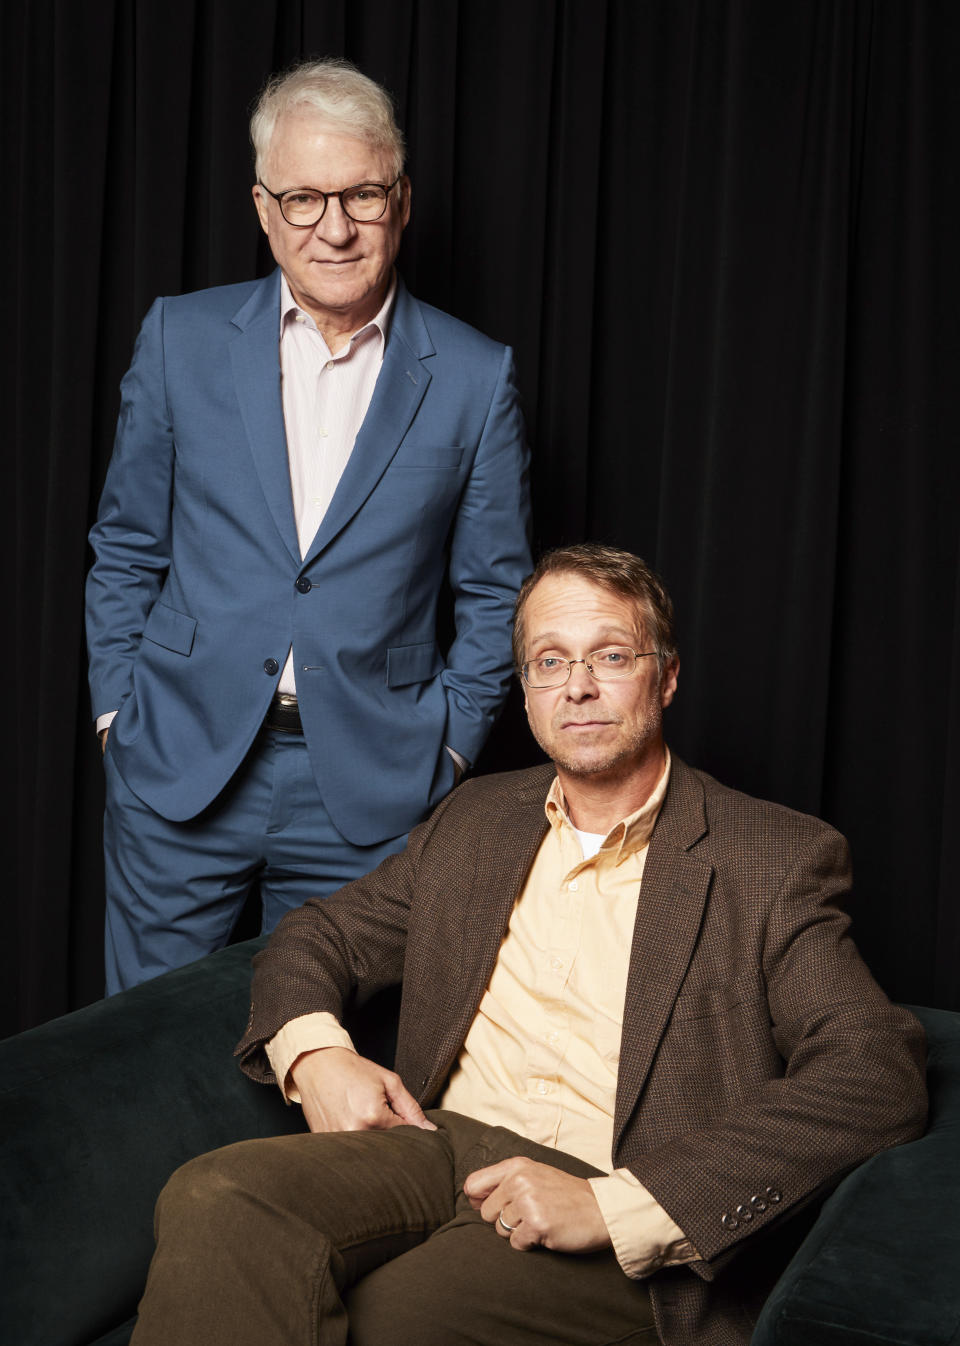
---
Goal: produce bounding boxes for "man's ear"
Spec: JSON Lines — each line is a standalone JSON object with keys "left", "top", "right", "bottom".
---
{"left": 398, "top": 175, "right": 412, "bottom": 228}
{"left": 660, "top": 657, "right": 679, "bottom": 709}
{"left": 251, "top": 183, "right": 270, "bottom": 235}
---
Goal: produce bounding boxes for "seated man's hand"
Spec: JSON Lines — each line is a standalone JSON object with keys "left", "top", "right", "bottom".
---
{"left": 464, "top": 1157, "right": 612, "bottom": 1254}
{"left": 288, "top": 1047, "right": 437, "bottom": 1135}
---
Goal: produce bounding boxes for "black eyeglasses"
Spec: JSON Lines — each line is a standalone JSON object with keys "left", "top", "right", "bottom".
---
{"left": 521, "top": 646, "right": 658, "bottom": 689}
{"left": 258, "top": 176, "right": 401, "bottom": 227}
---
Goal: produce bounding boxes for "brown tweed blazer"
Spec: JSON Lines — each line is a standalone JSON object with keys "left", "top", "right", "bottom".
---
{"left": 237, "top": 756, "right": 927, "bottom": 1346}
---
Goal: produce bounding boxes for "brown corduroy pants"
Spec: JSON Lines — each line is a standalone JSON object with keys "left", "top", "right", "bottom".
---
{"left": 131, "top": 1109, "right": 658, "bottom": 1346}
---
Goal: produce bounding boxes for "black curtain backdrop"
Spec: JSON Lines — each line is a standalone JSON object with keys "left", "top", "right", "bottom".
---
{"left": 2, "top": 0, "right": 957, "bottom": 1036}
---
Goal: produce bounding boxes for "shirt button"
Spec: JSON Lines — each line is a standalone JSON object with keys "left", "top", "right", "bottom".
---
{"left": 549, "top": 957, "right": 564, "bottom": 971}
{"left": 547, "top": 1031, "right": 560, "bottom": 1043}
{"left": 568, "top": 879, "right": 579, "bottom": 891}
{"left": 536, "top": 1080, "right": 548, "bottom": 1095}
{"left": 325, "top": 360, "right": 335, "bottom": 370}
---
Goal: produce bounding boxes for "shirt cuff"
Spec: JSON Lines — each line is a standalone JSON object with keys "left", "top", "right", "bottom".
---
{"left": 96, "top": 710, "right": 118, "bottom": 734}
{"left": 265, "top": 1012, "right": 357, "bottom": 1103}
{"left": 445, "top": 745, "right": 469, "bottom": 774}
{"left": 588, "top": 1169, "right": 700, "bottom": 1278}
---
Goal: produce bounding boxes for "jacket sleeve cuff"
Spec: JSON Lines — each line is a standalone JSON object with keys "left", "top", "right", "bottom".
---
{"left": 588, "top": 1169, "right": 701, "bottom": 1278}
{"left": 265, "top": 1013, "right": 357, "bottom": 1102}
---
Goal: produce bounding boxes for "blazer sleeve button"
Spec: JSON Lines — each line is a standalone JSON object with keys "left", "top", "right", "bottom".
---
{"left": 765, "top": 1187, "right": 782, "bottom": 1203}
{"left": 735, "top": 1204, "right": 752, "bottom": 1221}
{"left": 750, "top": 1195, "right": 767, "bottom": 1212}
{"left": 263, "top": 658, "right": 280, "bottom": 676}
{"left": 721, "top": 1212, "right": 739, "bottom": 1229}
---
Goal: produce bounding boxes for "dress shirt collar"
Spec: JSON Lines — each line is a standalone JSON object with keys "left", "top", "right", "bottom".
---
{"left": 278, "top": 271, "right": 397, "bottom": 355}
{"left": 544, "top": 748, "right": 672, "bottom": 862}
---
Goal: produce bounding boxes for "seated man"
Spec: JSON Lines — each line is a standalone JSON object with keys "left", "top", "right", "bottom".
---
{"left": 131, "top": 544, "right": 927, "bottom": 1346}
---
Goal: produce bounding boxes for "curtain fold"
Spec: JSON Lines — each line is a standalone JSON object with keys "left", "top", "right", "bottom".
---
{"left": 2, "top": 0, "right": 957, "bottom": 1033}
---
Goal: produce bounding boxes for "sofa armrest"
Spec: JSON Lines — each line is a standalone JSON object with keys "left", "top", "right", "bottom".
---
{"left": 751, "top": 1005, "right": 960, "bottom": 1345}
{"left": 0, "top": 939, "right": 302, "bottom": 1346}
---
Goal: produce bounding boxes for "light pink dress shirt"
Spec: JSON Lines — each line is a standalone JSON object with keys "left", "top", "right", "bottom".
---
{"left": 276, "top": 274, "right": 395, "bottom": 696}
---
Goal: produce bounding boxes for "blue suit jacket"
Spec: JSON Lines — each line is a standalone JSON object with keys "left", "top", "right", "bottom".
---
{"left": 85, "top": 271, "right": 531, "bottom": 843}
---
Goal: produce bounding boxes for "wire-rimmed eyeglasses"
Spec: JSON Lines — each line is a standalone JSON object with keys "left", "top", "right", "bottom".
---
{"left": 258, "top": 177, "right": 401, "bottom": 227}
{"left": 521, "top": 646, "right": 658, "bottom": 689}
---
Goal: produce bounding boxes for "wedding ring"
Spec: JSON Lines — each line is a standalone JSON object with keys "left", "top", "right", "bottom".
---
{"left": 497, "top": 1210, "right": 516, "bottom": 1232}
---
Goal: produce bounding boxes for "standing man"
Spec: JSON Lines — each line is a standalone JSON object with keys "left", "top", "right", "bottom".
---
{"left": 130, "top": 544, "right": 926, "bottom": 1346}
{"left": 86, "top": 58, "right": 530, "bottom": 992}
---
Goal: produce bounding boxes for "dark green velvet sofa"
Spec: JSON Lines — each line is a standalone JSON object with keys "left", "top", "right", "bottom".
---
{"left": 1, "top": 940, "right": 957, "bottom": 1346}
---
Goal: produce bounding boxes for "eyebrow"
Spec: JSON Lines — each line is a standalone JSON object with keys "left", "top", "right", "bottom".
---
{"left": 527, "top": 627, "right": 640, "bottom": 651}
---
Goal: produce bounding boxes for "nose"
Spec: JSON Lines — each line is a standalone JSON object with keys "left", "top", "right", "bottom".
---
{"left": 314, "top": 196, "right": 357, "bottom": 245}
{"left": 564, "top": 659, "right": 599, "bottom": 699}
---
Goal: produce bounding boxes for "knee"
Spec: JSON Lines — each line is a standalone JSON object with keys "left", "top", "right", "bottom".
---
{"left": 154, "top": 1145, "right": 254, "bottom": 1244}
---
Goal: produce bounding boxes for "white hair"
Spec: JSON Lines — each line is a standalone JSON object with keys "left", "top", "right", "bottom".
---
{"left": 250, "top": 58, "right": 405, "bottom": 182}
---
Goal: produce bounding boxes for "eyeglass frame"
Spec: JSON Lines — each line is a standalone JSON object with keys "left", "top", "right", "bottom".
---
{"left": 257, "top": 176, "right": 402, "bottom": 227}
{"left": 520, "top": 646, "right": 659, "bottom": 689}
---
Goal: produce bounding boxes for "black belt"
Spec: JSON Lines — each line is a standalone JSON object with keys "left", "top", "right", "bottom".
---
{"left": 264, "top": 693, "right": 303, "bottom": 734}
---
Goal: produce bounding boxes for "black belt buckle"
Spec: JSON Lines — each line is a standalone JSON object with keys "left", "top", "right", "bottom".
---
{"left": 265, "top": 693, "right": 303, "bottom": 734}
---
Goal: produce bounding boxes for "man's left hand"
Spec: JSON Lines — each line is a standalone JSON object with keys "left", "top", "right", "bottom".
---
{"left": 463, "top": 1157, "right": 612, "bottom": 1254}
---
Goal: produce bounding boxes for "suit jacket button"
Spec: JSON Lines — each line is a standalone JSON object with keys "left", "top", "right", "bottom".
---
{"left": 765, "top": 1187, "right": 782, "bottom": 1203}
{"left": 750, "top": 1195, "right": 767, "bottom": 1212}
{"left": 735, "top": 1204, "right": 752, "bottom": 1221}
{"left": 295, "top": 576, "right": 312, "bottom": 593}
{"left": 721, "top": 1213, "right": 738, "bottom": 1229}
{"left": 263, "top": 658, "right": 280, "bottom": 675}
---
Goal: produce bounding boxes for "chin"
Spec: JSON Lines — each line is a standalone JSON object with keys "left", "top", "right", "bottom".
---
{"left": 553, "top": 749, "right": 631, "bottom": 778}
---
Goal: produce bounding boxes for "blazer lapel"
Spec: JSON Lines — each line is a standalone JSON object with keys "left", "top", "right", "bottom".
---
{"left": 229, "top": 271, "right": 301, "bottom": 567}
{"left": 456, "top": 768, "right": 553, "bottom": 1007}
{"left": 412, "top": 767, "right": 553, "bottom": 1099}
{"left": 613, "top": 760, "right": 714, "bottom": 1155}
{"left": 302, "top": 279, "right": 433, "bottom": 565}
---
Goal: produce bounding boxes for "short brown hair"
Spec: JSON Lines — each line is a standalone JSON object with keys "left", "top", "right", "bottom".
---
{"left": 512, "top": 544, "right": 677, "bottom": 671}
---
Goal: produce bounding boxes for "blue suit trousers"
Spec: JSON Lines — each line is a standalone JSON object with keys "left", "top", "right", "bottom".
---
{"left": 102, "top": 730, "right": 407, "bottom": 994}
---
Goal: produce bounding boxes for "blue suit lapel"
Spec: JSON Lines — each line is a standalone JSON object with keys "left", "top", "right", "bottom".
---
{"left": 302, "top": 280, "right": 434, "bottom": 566}
{"left": 229, "top": 271, "right": 302, "bottom": 567}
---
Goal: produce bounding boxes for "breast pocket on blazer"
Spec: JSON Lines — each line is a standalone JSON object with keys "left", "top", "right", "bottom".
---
{"left": 142, "top": 602, "right": 197, "bottom": 657}
{"left": 390, "top": 446, "right": 464, "bottom": 469}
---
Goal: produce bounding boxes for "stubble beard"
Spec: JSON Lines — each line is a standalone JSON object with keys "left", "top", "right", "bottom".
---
{"left": 532, "top": 703, "right": 664, "bottom": 781}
